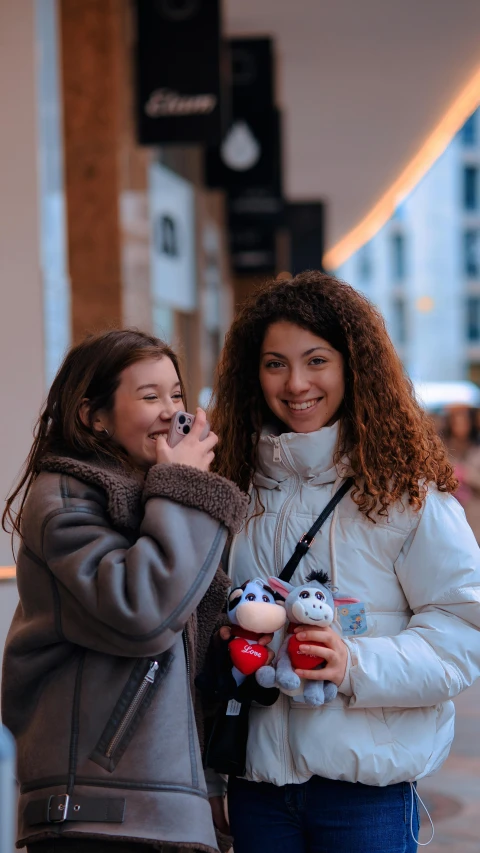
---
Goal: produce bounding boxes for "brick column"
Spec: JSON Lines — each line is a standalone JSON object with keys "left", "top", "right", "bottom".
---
{"left": 59, "top": 0, "right": 123, "bottom": 340}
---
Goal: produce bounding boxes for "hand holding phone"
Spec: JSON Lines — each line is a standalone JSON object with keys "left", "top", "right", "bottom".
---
{"left": 167, "top": 411, "right": 210, "bottom": 447}
{"left": 155, "top": 408, "right": 217, "bottom": 472}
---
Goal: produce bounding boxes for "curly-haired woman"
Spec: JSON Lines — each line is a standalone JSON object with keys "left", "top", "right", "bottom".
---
{"left": 210, "top": 272, "right": 480, "bottom": 853}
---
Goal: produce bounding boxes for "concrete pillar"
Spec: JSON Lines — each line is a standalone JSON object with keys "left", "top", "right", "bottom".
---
{"left": 0, "top": 0, "right": 45, "bottom": 671}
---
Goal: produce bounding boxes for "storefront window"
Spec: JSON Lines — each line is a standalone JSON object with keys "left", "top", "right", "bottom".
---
{"left": 464, "top": 230, "right": 480, "bottom": 278}
{"left": 464, "top": 166, "right": 478, "bottom": 211}
{"left": 35, "top": 0, "right": 70, "bottom": 383}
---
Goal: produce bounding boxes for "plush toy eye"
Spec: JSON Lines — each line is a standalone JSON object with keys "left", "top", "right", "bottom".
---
{"left": 245, "top": 593, "right": 256, "bottom": 601}
{"left": 262, "top": 595, "right": 270, "bottom": 602}
{"left": 315, "top": 591, "right": 325, "bottom": 601}
{"left": 299, "top": 591, "right": 310, "bottom": 599}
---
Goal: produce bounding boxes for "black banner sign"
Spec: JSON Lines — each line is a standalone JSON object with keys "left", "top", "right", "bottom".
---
{"left": 205, "top": 38, "right": 281, "bottom": 208}
{"left": 229, "top": 220, "right": 276, "bottom": 274}
{"left": 229, "top": 38, "right": 274, "bottom": 113}
{"left": 288, "top": 203, "right": 326, "bottom": 274}
{"left": 134, "top": 0, "right": 226, "bottom": 145}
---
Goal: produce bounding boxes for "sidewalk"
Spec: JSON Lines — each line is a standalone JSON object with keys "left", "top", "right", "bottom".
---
{"left": 417, "top": 680, "right": 480, "bottom": 851}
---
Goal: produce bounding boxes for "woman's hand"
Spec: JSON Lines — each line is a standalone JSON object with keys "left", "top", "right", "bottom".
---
{"left": 293, "top": 625, "right": 348, "bottom": 686}
{"left": 209, "top": 795, "right": 230, "bottom": 835}
{"left": 155, "top": 408, "right": 218, "bottom": 472}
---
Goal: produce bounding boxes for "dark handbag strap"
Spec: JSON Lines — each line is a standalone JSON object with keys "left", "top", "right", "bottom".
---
{"left": 279, "top": 477, "right": 354, "bottom": 584}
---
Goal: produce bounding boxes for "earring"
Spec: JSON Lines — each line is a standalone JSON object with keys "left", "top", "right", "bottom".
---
{"left": 101, "top": 427, "right": 110, "bottom": 438}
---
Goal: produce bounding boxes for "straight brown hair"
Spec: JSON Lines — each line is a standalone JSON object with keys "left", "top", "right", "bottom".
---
{"left": 3, "top": 329, "right": 186, "bottom": 541}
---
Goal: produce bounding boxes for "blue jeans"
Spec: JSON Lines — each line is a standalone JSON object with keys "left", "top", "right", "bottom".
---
{"left": 228, "top": 775, "right": 419, "bottom": 853}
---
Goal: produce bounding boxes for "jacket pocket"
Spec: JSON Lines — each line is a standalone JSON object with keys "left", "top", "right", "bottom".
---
{"left": 90, "top": 652, "right": 173, "bottom": 772}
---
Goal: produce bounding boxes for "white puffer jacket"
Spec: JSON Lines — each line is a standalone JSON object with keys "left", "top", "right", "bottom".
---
{"left": 228, "top": 423, "right": 480, "bottom": 787}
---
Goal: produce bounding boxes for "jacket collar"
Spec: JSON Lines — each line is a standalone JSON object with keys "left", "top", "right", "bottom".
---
{"left": 254, "top": 422, "right": 347, "bottom": 488}
{"left": 38, "top": 454, "right": 143, "bottom": 529}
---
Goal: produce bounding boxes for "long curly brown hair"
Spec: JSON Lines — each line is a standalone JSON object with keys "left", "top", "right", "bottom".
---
{"left": 210, "top": 271, "right": 456, "bottom": 519}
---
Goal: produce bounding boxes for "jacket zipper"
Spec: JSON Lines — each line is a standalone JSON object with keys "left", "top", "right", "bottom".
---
{"left": 182, "top": 628, "right": 199, "bottom": 787}
{"left": 105, "top": 660, "right": 159, "bottom": 758}
{"left": 273, "top": 439, "right": 301, "bottom": 574}
{"left": 182, "top": 630, "right": 191, "bottom": 684}
{"left": 271, "top": 437, "right": 303, "bottom": 783}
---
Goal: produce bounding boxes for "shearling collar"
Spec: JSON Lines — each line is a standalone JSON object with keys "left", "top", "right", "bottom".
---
{"left": 37, "top": 453, "right": 249, "bottom": 536}
{"left": 38, "top": 454, "right": 143, "bottom": 530}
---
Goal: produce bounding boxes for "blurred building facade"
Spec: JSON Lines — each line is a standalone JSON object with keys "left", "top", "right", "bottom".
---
{"left": 337, "top": 109, "right": 480, "bottom": 384}
{"left": 1, "top": 0, "right": 479, "bottom": 597}
{"left": 0, "top": 0, "right": 237, "bottom": 641}
{"left": 27, "top": 0, "right": 241, "bottom": 415}
{"left": 55, "top": 0, "right": 235, "bottom": 408}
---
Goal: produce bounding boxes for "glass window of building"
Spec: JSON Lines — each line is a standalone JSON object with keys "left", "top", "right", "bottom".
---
{"left": 464, "top": 229, "right": 480, "bottom": 278}
{"left": 467, "top": 296, "right": 480, "bottom": 342}
{"left": 461, "top": 112, "right": 477, "bottom": 147}
{"left": 357, "top": 242, "right": 372, "bottom": 283}
{"left": 463, "top": 166, "right": 478, "bottom": 211}
{"left": 392, "top": 296, "right": 407, "bottom": 345}
{"left": 391, "top": 233, "right": 406, "bottom": 281}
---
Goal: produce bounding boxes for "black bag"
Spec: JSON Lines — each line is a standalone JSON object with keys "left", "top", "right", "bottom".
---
{"left": 203, "top": 477, "right": 354, "bottom": 777}
{"left": 200, "top": 638, "right": 279, "bottom": 776}
{"left": 204, "top": 698, "right": 251, "bottom": 777}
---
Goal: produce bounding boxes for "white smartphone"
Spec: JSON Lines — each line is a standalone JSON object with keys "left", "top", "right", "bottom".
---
{"left": 167, "top": 411, "right": 210, "bottom": 448}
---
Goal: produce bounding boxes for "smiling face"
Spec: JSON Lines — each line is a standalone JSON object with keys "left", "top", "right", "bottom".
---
{"left": 259, "top": 321, "right": 345, "bottom": 433}
{"left": 96, "top": 356, "right": 184, "bottom": 470}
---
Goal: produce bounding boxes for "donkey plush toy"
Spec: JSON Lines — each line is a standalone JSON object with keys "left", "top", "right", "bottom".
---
{"left": 256, "top": 571, "right": 359, "bottom": 706}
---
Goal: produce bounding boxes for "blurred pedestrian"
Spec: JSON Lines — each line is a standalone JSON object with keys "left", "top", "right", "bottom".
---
{"left": 443, "top": 405, "right": 480, "bottom": 542}
{"left": 210, "top": 272, "right": 480, "bottom": 853}
{"left": 1, "top": 330, "right": 246, "bottom": 853}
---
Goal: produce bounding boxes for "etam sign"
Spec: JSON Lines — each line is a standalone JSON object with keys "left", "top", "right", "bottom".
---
{"left": 134, "top": 0, "right": 225, "bottom": 145}
{"left": 145, "top": 88, "right": 217, "bottom": 118}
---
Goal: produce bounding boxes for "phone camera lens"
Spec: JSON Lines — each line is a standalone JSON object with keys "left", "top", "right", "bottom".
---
{"left": 179, "top": 415, "right": 186, "bottom": 425}
{"left": 182, "top": 425, "right": 191, "bottom": 435}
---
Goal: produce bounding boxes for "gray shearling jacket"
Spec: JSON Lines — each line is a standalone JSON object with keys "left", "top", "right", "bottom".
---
{"left": 1, "top": 454, "right": 247, "bottom": 851}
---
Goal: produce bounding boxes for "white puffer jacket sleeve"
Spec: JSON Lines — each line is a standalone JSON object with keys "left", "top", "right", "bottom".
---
{"left": 343, "top": 489, "right": 480, "bottom": 708}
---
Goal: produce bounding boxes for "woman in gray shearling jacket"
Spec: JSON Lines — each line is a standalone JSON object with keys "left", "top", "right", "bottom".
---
{"left": 1, "top": 330, "right": 247, "bottom": 853}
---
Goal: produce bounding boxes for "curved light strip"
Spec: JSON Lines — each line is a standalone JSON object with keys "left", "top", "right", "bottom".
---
{"left": 324, "top": 66, "right": 480, "bottom": 271}
{"left": 0, "top": 566, "right": 16, "bottom": 581}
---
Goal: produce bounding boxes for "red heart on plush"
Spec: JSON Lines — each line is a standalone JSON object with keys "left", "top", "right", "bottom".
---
{"left": 288, "top": 635, "right": 325, "bottom": 671}
{"left": 229, "top": 638, "right": 269, "bottom": 675}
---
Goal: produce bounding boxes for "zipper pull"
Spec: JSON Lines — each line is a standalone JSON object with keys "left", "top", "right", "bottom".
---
{"left": 145, "top": 661, "right": 159, "bottom": 683}
{"left": 273, "top": 437, "right": 281, "bottom": 462}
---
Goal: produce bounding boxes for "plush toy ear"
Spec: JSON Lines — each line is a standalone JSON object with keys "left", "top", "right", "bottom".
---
{"left": 333, "top": 594, "right": 360, "bottom": 605}
{"left": 268, "top": 577, "right": 295, "bottom": 600}
{"left": 227, "top": 587, "right": 244, "bottom": 611}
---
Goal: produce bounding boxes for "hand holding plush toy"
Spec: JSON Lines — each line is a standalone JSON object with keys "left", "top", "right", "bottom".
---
{"left": 256, "top": 570, "right": 358, "bottom": 706}
{"left": 227, "top": 578, "right": 287, "bottom": 685}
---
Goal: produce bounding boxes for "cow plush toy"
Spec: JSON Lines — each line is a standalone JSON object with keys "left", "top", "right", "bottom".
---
{"left": 256, "top": 570, "right": 358, "bottom": 706}
{"left": 227, "top": 578, "right": 287, "bottom": 685}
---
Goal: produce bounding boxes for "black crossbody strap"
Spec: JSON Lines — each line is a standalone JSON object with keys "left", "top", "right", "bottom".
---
{"left": 279, "top": 477, "right": 354, "bottom": 584}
